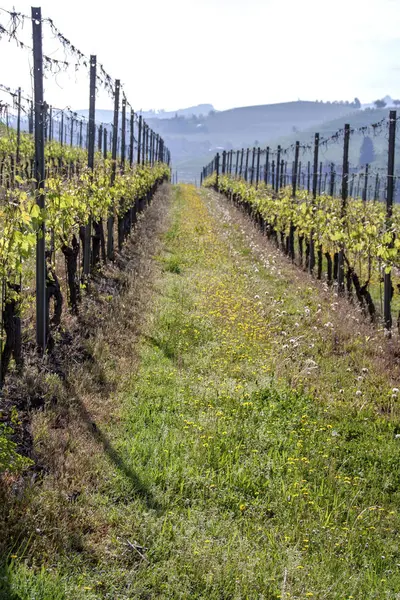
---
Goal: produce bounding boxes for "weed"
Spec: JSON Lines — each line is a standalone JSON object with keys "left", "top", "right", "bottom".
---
{"left": 163, "top": 255, "right": 182, "bottom": 274}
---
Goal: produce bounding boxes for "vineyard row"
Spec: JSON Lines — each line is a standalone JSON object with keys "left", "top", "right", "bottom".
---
{"left": 0, "top": 7, "right": 172, "bottom": 381}
{"left": 201, "top": 112, "right": 400, "bottom": 332}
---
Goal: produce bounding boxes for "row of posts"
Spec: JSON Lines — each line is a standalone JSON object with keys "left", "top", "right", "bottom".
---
{"left": 201, "top": 112, "right": 397, "bottom": 331}
{"left": 10, "top": 94, "right": 170, "bottom": 170}
{"left": 31, "top": 6, "right": 170, "bottom": 351}
{"left": 201, "top": 148, "right": 387, "bottom": 203}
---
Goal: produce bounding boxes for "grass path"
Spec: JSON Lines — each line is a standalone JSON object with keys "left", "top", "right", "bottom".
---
{"left": 4, "top": 184, "right": 400, "bottom": 599}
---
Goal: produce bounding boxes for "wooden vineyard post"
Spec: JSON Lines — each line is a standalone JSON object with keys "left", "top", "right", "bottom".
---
{"left": 129, "top": 110, "right": 134, "bottom": 167}
{"left": 215, "top": 152, "right": 220, "bottom": 190}
{"left": 309, "top": 133, "right": 319, "bottom": 274}
{"left": 244, "top": 148, "right": 249, "bottom": 182}
{"left": 16, "top": 87, "right": 21, "bottom": 167}
{"left": 338, "top": 124, "right": 350, "bottom": 294}
{"left": 142, "top": 123, "right": 146, "bottom": 165}
{"left": 329, "top": 162, "right": 335, "bottom": 196}
{"left": 384, "top": 111, "right": 396, "bottom": 330}
{"left": 70, "top": 114, "right": 74, "bottom": 147}
{"left": 157, "top": 134, "right": 161, "bottom": 162}
{"left": 264, "top": 147, "right": 270, "bottom": 185}
{"left": 149, "top": 130, "right": 152, "bottom": 165}
{"left": 362, "top": 164, "right": 369, "bottom": 203}
{"left": 137, "top": 115, "right": 142, "bottom": 165}
{"left": 60, "top": 111, "right": 64, "bottom": 146}
{"left": 374, "top": 173, "right": 380, "bottom": 201}
{"left": 235, "top": 150, "right": 239, "bottom": 177}
{"left": 145, "top": 124, "right": 149, "bottom": 164}
{"left": 255, "top": 147, "right": 261, "bottom": 188}
{"left": 290, "top": 141, "right": 300, "bottom": 261}
{"left": 103, "top": 127, "right": 108, "bottom": 159}
{"left": 222, "top": 150, "right": 226, "bottom": 175}
{"left": 98, "top": 124, "right": 103, "bottom": 153}
{"left": 156, "top": 133, "right": 159, "bottom": 163}
{"left": 239, "top": 149, "right": 244, "bottom": 178}
{"left": 107, "top": 78, "right": 120, "bottom": 261}
{"left": 250, "top": 147, "right": 256, "bottom": 185}
{"left": 118, "top": 95, "right": 127, "bottom": 249}
{"left": 84, "top": 54, "right": 96, "bottom": 279}
{"left": 121, "top": 95, "right": 126, "bottom": 172}
{"left": 143, "top": 123, "right": 147, "bottom": 165}
{"left": 275, "top": 146, "right": 281, "bottom": 193}
{"left": 32, "top": 6, "right": 47, "bottom": 351}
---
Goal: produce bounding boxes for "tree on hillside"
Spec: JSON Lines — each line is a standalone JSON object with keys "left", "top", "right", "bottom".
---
{"left": 393, "top": 100, "right": 400, "bottom": 107}
{"left": 353, "top": 97, "right": 361, "bottom": 109}
{"left": 374, "top": 99, "right": 387, "bottom": 109}
{"left": 359, "top": 136, "right": 375, "bottom": 166}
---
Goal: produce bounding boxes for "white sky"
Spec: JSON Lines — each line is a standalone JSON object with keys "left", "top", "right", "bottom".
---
{"left": 1, "top": 0, "right": 400, "bottom": 112}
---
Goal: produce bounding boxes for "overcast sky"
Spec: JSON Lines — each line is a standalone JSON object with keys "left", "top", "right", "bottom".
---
{"left": 1, "top": 0, "right": 400, "bottom": 113}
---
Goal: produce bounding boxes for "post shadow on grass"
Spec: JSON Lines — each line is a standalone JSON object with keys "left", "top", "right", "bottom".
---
{"left": 82, "top": 405, "right": 162, "bottom": 512}
{"left": 62, "top": 348, "right": 162, "bottom": 513}
{"left": 142, "top": 334, "right": 176, "bottom": 361}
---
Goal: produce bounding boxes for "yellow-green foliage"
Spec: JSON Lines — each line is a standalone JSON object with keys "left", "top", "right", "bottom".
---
{"left": 0, "top": 131, "right": 170, "bottom": 285}
{"left": 204, "top": 173, "right": 399, "bottom": 273}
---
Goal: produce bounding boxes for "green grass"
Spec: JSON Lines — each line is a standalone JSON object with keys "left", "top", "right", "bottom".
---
{"left": 163, "top": 254, "right": 182, "bottom": 274}
{"left": 3, "top": 184, "right": 400, "bottom": 598}
{"left": 0, "top": 562, "right": 68, "bottom": 600}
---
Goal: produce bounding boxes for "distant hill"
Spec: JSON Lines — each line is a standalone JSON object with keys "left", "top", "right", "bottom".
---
{"left": 77, "top": 104, "right": 215, "bottom": 123}
{"left": 79, "top": 99, "right": 366, "bottom": 182}
{"left": 173, "top": 106, "right": 398, "bottom": 183}
{"left": 266, "top": 107, "right": 393, "bottom": 168}
{"left": 147, "top": 100, "right": 360, "bottom": 182}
